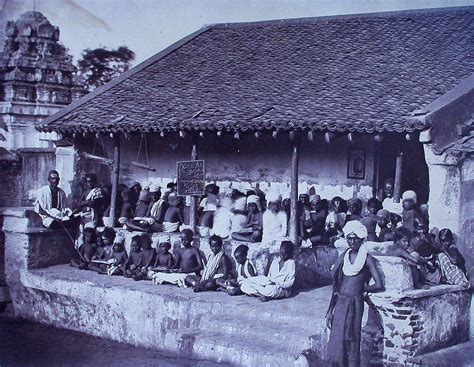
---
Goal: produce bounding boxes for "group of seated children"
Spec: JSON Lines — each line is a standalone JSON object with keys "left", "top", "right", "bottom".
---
{"left": 70, "top": 227, "right": 297, "bottom": 303}
{"left": 391, "top": 223, "right": 469, "bottom": 289}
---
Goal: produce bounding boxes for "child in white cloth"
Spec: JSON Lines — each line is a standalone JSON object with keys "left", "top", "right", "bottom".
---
{"left": 240, "top": 241, "right": 296, "bottom": 302}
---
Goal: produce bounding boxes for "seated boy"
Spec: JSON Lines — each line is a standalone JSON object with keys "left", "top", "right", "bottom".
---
{"left": 218, "top": 244, "right": 257, "bottom": 296}
{"left": 375, "top": 209, "right": 391, "bottom": 242}
{"left": 162, "top": 195, "right": 184, "bottom": 233}
{"left": 89, "top": 227, "right": 116, "bottom": 273}
{"left": 410, "top": 218, "right": 441, "bottom": 286}
{"left": 124, "top": 235, "right": 143, "bottom": 278}
{"left": 401, "top": 190, "right": 420, "bottom": 233}
{"left": 151, "top": 229, "right": 203, "bottom": 287}
{"left": 240, "top": 241, "right": 296, "bottom": 302}
{"left": 187, "top": 235, "right": 231, "bottom": 292}
{"left": 436, "top": 228, "right": 470, "bottom": 288}
{"left": 392, "top": 227, "right": 428, "bottom": 289}
{"left": 325, "top": 220, "right": 384, "bottom": 366}
{"left": 70, "top": 227, "right": 97, "bottom": 270}
{"left": 145, "top": 240, "right": 174, "bottom": 280}
{"left": 231, "top": 195, "right": 263, "bottom": 242}
{"left": 106, "top": 236, "right": 128, "bottom": 276}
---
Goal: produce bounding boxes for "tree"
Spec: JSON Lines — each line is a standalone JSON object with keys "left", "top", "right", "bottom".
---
{"left": 77, "top": 46, "right": 135, "bottom": 91}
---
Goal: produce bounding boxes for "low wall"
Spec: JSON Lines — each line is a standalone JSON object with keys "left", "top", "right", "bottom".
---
{"left": 2, "top": 208, "right": 471, "bottom": 366}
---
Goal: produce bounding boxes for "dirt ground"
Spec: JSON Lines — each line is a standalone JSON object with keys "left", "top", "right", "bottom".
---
{"left": 0, "top": 313, "right": 223, "bottom": 367}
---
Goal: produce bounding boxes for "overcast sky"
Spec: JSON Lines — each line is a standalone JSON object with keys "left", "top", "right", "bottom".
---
{"left": 1, "top": 0, "right": 473, "bottom": 65}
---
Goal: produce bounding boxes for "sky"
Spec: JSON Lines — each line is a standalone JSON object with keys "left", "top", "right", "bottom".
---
{"left": 1, "top": 0, "right": 474, "bottom": 65}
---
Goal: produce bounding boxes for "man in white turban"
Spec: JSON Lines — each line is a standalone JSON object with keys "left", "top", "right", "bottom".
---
{"left": 326, "top": 221, "right": 383, "bottom": 367}
{"left": 334, "top": 220, "right": 368, "bottom": 254}
{"left": 261, "top": 191, "right": 288, "bottom": 244}
{"left": 231, "top": 195, "right": 263, "bottom": 242}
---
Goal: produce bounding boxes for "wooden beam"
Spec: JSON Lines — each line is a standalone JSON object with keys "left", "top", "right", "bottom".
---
{"left": 189, "top": 135, "right": 199, "bottom": 234}
{"left": 289, "top": 136, "right": 300, "bottom": 244}
{"left": 393, "top": 152, "right": 404, "bottom": 203}
{"left": 108, "top": 134, "right": 121, "bottom": 227}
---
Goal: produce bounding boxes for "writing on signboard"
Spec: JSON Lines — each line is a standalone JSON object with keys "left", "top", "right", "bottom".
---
{"left": 176, "top": 160, "right": 205, "bottom": 196}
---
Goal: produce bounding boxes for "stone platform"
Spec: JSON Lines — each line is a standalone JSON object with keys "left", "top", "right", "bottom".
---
{"left": 2, "top": 208, "right": 472, "bottom": 366}
{"left": 18, "top": 265, "right": 332, "bottom": 366}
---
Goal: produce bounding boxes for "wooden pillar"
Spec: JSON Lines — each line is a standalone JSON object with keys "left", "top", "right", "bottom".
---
{"left": 393, "top": 152, "right": 403, "bottom": 203}
{"left": 108, "top": 133, "right": 121, "bottom": 227}
{"left": 289, "top": 134, "right": 300, "bottom": 244}
{"left": 189, "top": 135, "right": 198, "bottom": 233}
{"left": 373, "top": 140, "right": 380, "bottom": 198}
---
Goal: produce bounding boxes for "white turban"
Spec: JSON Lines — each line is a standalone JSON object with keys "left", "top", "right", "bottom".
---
{"left": 402, "top": 190, "right": 417, "bottom": 204}
{"left": 247, "top": 195, "right": 262, "bottom": 211}
{"left": 387, "top": 201, "right": 403, "bottom": 216}
{"left": 148, "top": 183, "right": 161, "bottom": 193}
{"left": 266, "top": 190, "right": 282, "bottom": 204}
{"left": 342, "top": 220, "right": 368, "bottom": 239}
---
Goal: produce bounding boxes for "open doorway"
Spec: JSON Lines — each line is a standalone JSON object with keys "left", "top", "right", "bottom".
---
{"left": 377, "top": 133, "right": 430, "bottom": 205}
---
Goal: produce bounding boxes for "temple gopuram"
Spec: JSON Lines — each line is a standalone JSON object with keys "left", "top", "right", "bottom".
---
{"left": 0, "top": 11, "right": 86, "bottom": 207}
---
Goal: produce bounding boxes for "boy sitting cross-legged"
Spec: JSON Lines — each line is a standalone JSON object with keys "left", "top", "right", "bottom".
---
{"left": 217, "top": 244, "right": 257, "bottom": 296}
{"left": 70, "top": 227, "right": 97, "bottom": 270}
{"left": 145, "top": 240, "right": 174, "bottom": 280}
{"left": 89, "top": 227, "right": 116, "bottom": 273}
{"left": 187, "top": 235, "right": 231, "bottom": 292}
{"left": 151, "top": 229, "right": 203, "bottom": 287}
{"left": 124, "top": 235, "right": 143, "bottom": 278}
{"left": 240, "top": 240, "right": 296, "bottom": 302}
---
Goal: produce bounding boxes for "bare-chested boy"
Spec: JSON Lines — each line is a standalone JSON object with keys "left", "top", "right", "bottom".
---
{"left": 188, "top": 235, "right": 231, "bottom": 292}
{"left": 151, "top": 229, "right": 203, "bottom": 287}
{"left": 106, "top": 236, "right": 128, "bottom": 276}
{"left": 162, "top": 195, "right": 184, "bottom": 233}
{"left": 326, "top": 220, "right": 384, "bottom": 367}
{"left": 231, "top": 195, "right": 263, "bottom": 242}
{"left": 70, "top": 227, "right": 97, "bottom": 270}
{"left": 124, "top": 235, "right": 143, "bottom": 278}
{"left": 89, "top": 227, "right": 116, "bottom": 273}
{"left": 144, "top": 241, "right": 173, "bottom": 280}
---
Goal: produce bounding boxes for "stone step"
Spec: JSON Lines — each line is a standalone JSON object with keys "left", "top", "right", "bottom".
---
{"left": 198, "top": 313, "right": 321, "bottom": 351}
{"left": 164, "top": 328, "right": 300, "bottom": 366}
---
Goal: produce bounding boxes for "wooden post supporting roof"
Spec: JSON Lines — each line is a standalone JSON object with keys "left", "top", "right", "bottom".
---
{"left": 393, "top": 152, "right": 403, "bottom": 203}
{"left": 189, "top": 135, "right": 198, "bottom": 233}
{"left": 289, "top": 132, "right": 300, "bottom": 244}
{"left": 108, "top": 133, "right": 121, "bottom": 227}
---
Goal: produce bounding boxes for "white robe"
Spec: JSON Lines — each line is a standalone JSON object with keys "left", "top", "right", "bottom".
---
{"left": 211, "top": 207, "right": 234, "bottom": 238}
{"left": 34, "top": 185, "right": 69, "bottom": 228}
{"left": 240, "top": 258, "right": 296, "bottom": 299}
{"left": 261, "top": 210, "right": 288, "bottom": 244}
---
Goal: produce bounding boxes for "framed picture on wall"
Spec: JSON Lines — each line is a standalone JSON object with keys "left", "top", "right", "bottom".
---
{"left": 347, "top": 148, "right": 366, "bottom": 179}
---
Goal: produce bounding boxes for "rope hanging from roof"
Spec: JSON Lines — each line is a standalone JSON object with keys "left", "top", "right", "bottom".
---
{"left": 131, "top": 133, "right": 156, "bottom": 172}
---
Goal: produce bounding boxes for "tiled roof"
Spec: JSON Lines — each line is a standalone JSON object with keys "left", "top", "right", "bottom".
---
{"left": 38, "top": 7, "right": 474, "bottom": 134}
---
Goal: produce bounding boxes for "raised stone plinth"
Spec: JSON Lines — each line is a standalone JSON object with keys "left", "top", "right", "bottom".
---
{"left": 2, "top": 208, "right": 471, "bottom": 367}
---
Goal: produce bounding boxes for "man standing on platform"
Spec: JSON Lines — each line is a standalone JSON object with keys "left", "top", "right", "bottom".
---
{"left": 34, "top": 170, "right": 74, "bottom": 229}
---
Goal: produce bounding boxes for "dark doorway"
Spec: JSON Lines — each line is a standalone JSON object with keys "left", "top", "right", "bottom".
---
{"left": 377, "top": 133, "right": 429, "bottom": 204}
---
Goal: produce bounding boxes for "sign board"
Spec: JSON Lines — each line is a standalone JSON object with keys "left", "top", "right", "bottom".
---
{"left": 176, "top": 160, "right": 205, "bottom": 196}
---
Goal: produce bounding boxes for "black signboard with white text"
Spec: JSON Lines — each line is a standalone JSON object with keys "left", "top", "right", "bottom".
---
{"left": 176, "top": 160, "right": 205, "bottom": 196}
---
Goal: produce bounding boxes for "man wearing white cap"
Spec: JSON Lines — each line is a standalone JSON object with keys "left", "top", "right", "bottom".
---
{"left": 326, "top": 220, "right": 383, "bottom": 367}
{"left": 261, "top": 191, "right": 288, "bottom": 244}
{"left": 231, "top": 195, "right": 263, "bottom": 242}
{"left": 401, "top": 190, "right": 420, "bottom": 233}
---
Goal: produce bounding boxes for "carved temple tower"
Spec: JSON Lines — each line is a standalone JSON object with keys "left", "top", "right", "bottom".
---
{"left": 0, "top": 11, "right": 86, "bottom": 150}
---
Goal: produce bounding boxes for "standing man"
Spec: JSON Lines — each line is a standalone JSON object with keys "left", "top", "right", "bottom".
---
{"left": 34, "top": 170, "right": 73, "bottom": 229}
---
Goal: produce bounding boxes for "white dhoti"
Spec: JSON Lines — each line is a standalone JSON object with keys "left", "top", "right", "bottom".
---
{"left": 162, "top": 222, "right": 180, "bottom": 233}
{"left": 240, "top": 276, "right": 289, "bottom": 299}
{"left": 151, "top": 272, "right": 193, "bottom": 287}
